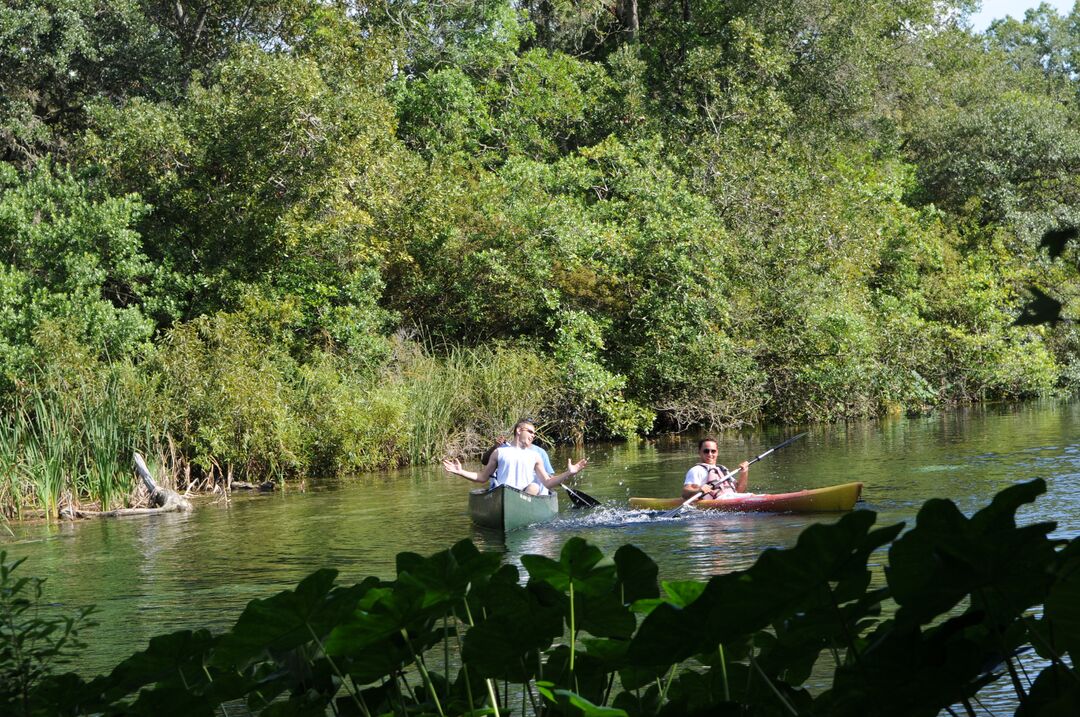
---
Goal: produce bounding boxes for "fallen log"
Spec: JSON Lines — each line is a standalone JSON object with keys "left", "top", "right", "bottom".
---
{"left": 62, "top": 506, "right": 189, "bottom": 518}
{"left": 133, "top": 452, "right": 193, "bottom": 512}
{"left": 62, "top": 453, "right": 193, "bottom": 519}
{"left": 230, "top": 480, "right": 275, "bottom": 492}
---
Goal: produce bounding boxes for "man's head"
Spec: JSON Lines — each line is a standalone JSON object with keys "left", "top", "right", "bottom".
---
{"left": 698, "top": 437, "right": 719, "bottom": 465}
{"left": 513, "top": 419, "right": 536, "bottom": 447}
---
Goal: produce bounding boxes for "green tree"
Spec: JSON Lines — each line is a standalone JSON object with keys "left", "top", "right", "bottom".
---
{"left": 901, "top": 27, "right": 1080, "bottom": 225}
{"left": 0, "top": 163, "right": 153, "bottom": 392}
{"left": 0, "top": 0, "right": 168, "bottom": 163}
{"left": 83, "top": 37, "right": 403, "bottom": 361}
{"left": 379, "top": 0, "right": 526, "bottom": 78}
{"left": 985, "top": 2, "right": 1080, "bottom": 80}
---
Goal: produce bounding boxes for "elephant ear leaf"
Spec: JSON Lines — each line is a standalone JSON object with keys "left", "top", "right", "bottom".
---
{"left": 212, "top": 570, "right": 369, "bottom": 667}
{"left": 98, "top": 629, "right": 217, "bottom": 699}
{"left": 888, "top": 479, "right": 1057, "bottom": 628}
{"left": 1018, "top": 663, "right": 1080, "bottom": 717}
{"left": 1037, "top": 538, "right": 1080, "bottom": 665}
{"left": 522, "top": 537, "right": 615, "bottom": 596}
{"left": 614, "top": 544, "right": 659, "bottom": 603}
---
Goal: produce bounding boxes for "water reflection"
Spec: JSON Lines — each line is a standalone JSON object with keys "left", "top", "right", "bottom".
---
{"left": 2, "top": 399, "right": 1079, "bottom": 677}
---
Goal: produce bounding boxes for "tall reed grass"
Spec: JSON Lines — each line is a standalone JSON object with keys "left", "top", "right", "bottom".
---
{"left": 0, "top": 414, "right": 23, "bottom": 520}
{"left": 21, "top": 393, "right": 73, "bottom": 519}
{"left": 403, "top": 344, "right": 559, "bottom": 464}
{"left": 0, "top": 373, "right": 158, "bottom": 519}
{"left": 79, "top": 377, "right": 130, "bottom": 512}
{"left": 404, "top": 350, "right": 469, "bottom": 465}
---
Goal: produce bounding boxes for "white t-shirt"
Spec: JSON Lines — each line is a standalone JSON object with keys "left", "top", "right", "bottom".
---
{"left": 495, "top": 445, "right": 547, "bottom": 494}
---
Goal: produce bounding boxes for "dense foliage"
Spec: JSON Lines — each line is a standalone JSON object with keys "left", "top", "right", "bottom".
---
{"left": 3, "top": 480, "right": 1079, "bottom": 715}
{"left": 3, "top": 0, "right": 1080, "bottom": 512}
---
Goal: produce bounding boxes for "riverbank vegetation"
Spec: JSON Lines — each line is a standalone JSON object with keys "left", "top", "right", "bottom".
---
{"left": 3, "top": 480, "right": 1078, "bottom": 715}
{"left": 4, "top": 0, "right": 1080, "bottom": 515}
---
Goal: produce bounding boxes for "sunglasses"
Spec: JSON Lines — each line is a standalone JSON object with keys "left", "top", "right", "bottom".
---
{"left": 701, "top": 448, "right": 718, "bottom": 454}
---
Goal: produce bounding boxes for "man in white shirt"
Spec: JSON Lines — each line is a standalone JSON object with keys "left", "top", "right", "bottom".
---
{"left": 443, "top": 419, "right": 588, "bottom": 495}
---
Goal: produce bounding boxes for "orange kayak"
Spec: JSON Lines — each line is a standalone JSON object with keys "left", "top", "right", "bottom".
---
{"left": 628, "top": 482, "right": 863, "bottom": 513}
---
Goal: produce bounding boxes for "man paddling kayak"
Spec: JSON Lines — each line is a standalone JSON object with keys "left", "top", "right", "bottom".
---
{"left": 443, "top": 419, "right": 589, "bottom": 496}
{"left": 682, "top": 437, "right": 750, "bottom": 500}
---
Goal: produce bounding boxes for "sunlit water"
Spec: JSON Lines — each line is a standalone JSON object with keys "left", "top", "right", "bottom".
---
{"left": 4, "top": 400, "right": 1079, "bottom": 709}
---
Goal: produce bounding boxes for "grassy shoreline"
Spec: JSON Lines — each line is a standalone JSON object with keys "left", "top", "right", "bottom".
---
{"left": 1, "top": 326, "right": 1069, "bottom": 521}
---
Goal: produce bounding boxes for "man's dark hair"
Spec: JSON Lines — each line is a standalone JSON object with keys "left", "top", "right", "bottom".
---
{"left": 698, "top": 437, "right": 718, "bottom": 450}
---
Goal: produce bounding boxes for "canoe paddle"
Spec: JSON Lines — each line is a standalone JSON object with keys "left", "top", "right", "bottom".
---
{"left": 562, "top": 484, "right": 601, "bottom": 509}
{"left": 661, "top": 432, "right": 809, "bottom": 518}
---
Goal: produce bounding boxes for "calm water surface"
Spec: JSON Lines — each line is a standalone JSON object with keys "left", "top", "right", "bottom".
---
{"left": 4, "top": 401, "right": 1080, "bottom": 691}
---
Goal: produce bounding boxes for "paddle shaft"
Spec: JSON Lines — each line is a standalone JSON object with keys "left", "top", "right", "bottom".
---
{"left": 661, "top": 432, "right": 809, "bottom": 518}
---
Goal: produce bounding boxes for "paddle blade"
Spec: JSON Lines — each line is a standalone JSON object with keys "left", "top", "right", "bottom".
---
{"left": 564, "top": 485, "right": 601, "bottom": 509}
{"left": 661, "top": 496, "right": 696, "bottom": 519}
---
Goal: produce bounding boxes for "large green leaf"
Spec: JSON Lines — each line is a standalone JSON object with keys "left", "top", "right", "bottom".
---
{"left": 536, "top": 680, "right": 628, "bottom": 716}
{"left": 822, "top": 616, "right": 1002, "bottom": 717}
{"left": 323, "top": 578, "right": 443, "bottom": 683}
{"left": 212, "top": 570, "right": 374, "bottom": 667}
{"left": 540, "top": 646, "right": 617, "bottom": 703}
{"left": 522, "top": 537, "right": 617, "bottom": 596}
{"left": 614, "top": 544, "right": 659, "bottom": 603}
{"left": 629, "top": 509, "right": 894, "bottom": 665}
{"left": 578, "top": 591, "right": 636, "bottom": 639}
{"left": 460, "top": 580, "right": 564, "bottom": 679}
{"left": 123, "top": 684, "right": 219, "bottom": 717}
{"left": 887, "top": 479, "right": 1058, "bottom": 627}
{"left": 705, "top": 512, "right": 895, "bottom": 642}
{"left": 395, "top": 539, "right": 503, "bottom": 611}
{"left": 660, "top": 580, "right": 707, "bottom": 608}
{"left": 1016, "top": 663, "right": 1080, "bottom": 717}
{"left": 577, "top": 636, "right": 672, "bottom": 694}
{"left": 94, "top": 629, "right": 217, "bottom": 701}
{"left": 1034, "top": 537, "right": 1080, "bottom": 664}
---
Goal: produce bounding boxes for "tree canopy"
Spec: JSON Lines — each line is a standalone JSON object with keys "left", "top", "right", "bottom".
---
{"left": 2, "top": 0, "right": 1080, "bottom": 486}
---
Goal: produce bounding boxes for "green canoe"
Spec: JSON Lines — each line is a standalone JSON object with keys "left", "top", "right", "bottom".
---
{"left": 469, "top": 484, "right": 559, "bottom": 531}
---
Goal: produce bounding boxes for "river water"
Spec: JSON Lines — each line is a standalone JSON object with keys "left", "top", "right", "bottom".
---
{"left": 3, "top": 401, "right": 1079, "bottom": 699}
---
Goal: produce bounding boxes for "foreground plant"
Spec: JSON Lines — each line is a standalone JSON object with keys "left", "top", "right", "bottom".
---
{"left": 0, "top": 552, "right": 97, "bottom": 714}
{"left": 5, "top": 480, "right": 1079, "bottom": 716}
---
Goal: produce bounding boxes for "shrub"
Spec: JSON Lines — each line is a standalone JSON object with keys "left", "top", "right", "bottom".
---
{"left": 147, "top": 312, "right": 303, "bottom": 481}
{"left": 0, "top": 551, "right": 96, "bottom": 714}
{"left": 296, "top": 354, "right": 410, "bottom": 474}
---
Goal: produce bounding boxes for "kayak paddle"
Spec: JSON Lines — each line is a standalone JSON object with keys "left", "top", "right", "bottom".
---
{"left": 661, "top": 432, "right": 809, "bottom": 518}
